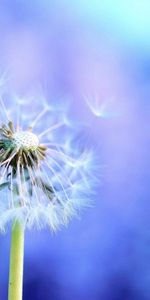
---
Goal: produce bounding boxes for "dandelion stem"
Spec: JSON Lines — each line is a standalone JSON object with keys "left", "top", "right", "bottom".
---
{"left": 8, "top": 221, "right": 24, "bottom": 300}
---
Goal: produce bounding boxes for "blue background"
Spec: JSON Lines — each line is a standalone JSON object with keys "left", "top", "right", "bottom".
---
{"left": 0, "top": 1, "right": 150, "bottom": 299}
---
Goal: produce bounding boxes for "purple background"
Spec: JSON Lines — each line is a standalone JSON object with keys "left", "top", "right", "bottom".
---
{"left": 0, "top": 1, "right": 150, "bottom": 299}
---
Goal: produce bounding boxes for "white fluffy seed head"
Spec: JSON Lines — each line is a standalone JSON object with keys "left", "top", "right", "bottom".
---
{"left": 13, "top": 131, "right": 39, "bottom": 150}
{"left": 0, "top": 96, "right": 95, "bottom": 232}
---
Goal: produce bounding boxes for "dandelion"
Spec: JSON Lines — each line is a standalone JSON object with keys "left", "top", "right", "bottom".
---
{"left": 0, "top": 95, "right": 95, "bottom": 300}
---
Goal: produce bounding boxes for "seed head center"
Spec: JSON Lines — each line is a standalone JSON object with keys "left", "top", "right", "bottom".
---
{"left": 13, "top": 131, "right": 39, "bottom": 150}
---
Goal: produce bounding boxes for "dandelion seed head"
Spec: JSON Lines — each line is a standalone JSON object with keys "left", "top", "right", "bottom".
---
{"left": 0, "top": 93, "right": 97, "bottom": 232}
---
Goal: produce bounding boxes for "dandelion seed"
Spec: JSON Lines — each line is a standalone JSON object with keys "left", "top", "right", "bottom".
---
{"left": 84, "top": 93, "right": 122, "bottom": 118}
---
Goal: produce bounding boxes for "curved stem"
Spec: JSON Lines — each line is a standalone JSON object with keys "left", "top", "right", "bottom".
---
{"left": 8, "top": 221, "right": 24, "bottom": 300}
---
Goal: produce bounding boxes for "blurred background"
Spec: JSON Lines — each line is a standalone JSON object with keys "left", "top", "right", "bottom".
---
{"left": 0, "top": 0, "right": 150, "bottom": 299}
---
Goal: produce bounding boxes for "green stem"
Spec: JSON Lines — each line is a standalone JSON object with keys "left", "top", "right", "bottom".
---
{"left": 8, "top": 221, "right": 24, "bottom": 300}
